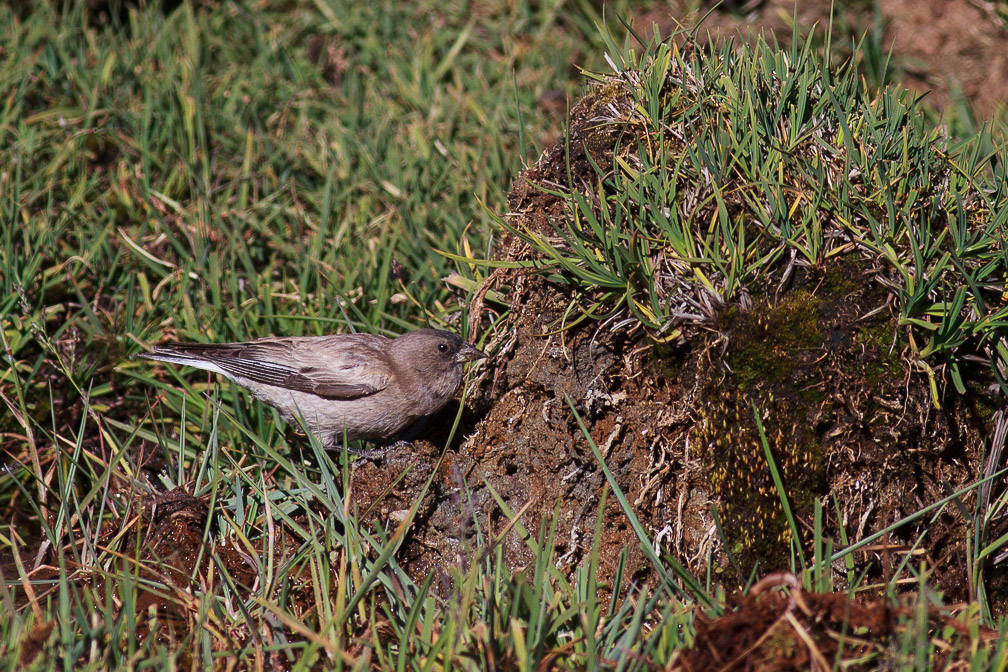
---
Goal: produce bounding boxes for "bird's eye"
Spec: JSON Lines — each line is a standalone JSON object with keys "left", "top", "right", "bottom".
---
{"left": 438, "top": 343, "right": 449, "bottom": 353}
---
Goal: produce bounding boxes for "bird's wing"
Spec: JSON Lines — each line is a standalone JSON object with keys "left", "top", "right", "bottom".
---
{"left": 145, "top": 334, "right": 393, "bottom": 400}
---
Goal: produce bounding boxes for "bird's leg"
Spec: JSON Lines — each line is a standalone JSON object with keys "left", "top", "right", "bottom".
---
{"left": 347, "top": 443, "right": 392, "bottom": 460}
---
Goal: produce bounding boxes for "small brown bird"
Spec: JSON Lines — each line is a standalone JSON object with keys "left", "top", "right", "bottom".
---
{"left": 141, "top": 328, "right": 486, "bottom": 446}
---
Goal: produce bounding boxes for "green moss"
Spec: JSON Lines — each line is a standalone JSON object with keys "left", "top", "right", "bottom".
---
{"left": 856, "top": 320, "right": 905, "bottom": 394}
{"left": 692, "top": 258, "right": 913, "bottom": 571}
{"left": 721, "top": 290, "right": 825, "bottom": 394}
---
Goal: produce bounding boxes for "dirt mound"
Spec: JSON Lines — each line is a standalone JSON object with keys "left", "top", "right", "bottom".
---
{"left": 344, "top": 66, "right": 1008, "bottom": 609}
{"left": 670, "top": 572, "right": 999, "bottom": 671}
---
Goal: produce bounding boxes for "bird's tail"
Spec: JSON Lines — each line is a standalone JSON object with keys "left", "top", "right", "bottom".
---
{"left": 139, "top": 344, "right": 234, "bottom": 377}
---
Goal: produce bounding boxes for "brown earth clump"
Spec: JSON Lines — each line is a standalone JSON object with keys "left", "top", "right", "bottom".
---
{"left": 669, "top": 572, "right": 1000, "bottom": 671}
{"left": 0, "top": 486, "right": 341, "bottom": 663}
{"left": 343, "top": 67, "right": 1008, "bottom": 612}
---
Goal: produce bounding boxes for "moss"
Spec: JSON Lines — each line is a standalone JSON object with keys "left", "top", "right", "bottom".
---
{"left": 649, "top": 339, "right": 688, "bottom": 385}
{"left": 698, "top": 388, "right": 825, "bottom": 568}
{"left": 691, "top": 257, "right": 914, "bottom": 571}
{"left": 720, "top": 290, "right": 825, "bottom": 394}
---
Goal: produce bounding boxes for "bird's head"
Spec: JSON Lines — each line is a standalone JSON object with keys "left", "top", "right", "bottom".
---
{"left": 393, "top": 328, "right": 486, "bottom": 371}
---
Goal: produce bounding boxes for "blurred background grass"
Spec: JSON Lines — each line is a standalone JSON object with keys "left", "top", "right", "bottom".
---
{"left": 0, "top": 0, "right": 620, "bottom": 452}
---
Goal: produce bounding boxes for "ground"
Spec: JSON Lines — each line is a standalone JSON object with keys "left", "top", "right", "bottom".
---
{"left": 4, "top": 0, "right": 1007, "bottom": 667}
{"left": 337, "top": 0, "right": 1008, "bottom": 631}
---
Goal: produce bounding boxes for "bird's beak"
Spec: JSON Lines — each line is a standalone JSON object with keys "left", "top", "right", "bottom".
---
{"left": 456, "top": 342, "right": 487, "bottom": 363}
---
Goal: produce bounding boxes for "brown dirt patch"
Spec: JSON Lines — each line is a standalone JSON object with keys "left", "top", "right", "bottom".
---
{"left": 645, "top": 0, "right": 1008, "bottom": 119}
{"left": 881, "top": 0, "right": 1008, "bottom": 117}
{"left": 0, "top": 486, "right": 330, "bottom": 660}
{"left": 670, "top": 572, "right": 1000, "bottom": 671}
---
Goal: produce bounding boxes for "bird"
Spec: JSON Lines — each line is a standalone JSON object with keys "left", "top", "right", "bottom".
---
{"left": 140, "top": 328, "right": 486, "bottom": 447}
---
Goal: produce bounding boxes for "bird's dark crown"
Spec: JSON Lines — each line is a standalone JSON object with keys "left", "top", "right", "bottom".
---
{"left": 394, "top": 329, "right": 462, "bottom": 360}
{"left": 392, "top": 329, "right": 485, "bottom": 369}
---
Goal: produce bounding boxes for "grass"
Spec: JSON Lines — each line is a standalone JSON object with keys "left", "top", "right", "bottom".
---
{"left": 2, "top": 0, "right": 1008, "bottom": 669}
{"left": 498, "top": 27, "right": 1008, "bottom": 400}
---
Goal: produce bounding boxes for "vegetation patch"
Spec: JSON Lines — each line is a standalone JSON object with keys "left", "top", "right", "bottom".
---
{"left": 487, "top": 18, "right": 1008, "bottom": 608}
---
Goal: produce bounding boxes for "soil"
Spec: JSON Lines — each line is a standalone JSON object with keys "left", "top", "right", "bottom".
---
{"left": 669, "top": 572, "right": 1000, "bottom": 671}
{"left": 676, "top": 0, "right": 1008, "bottom": 119}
